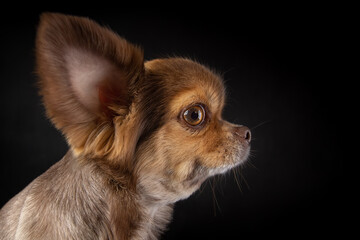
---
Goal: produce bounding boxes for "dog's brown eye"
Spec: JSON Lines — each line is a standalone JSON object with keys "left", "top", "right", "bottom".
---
{"left": 183, "top": 105, "right": 205, "bottom": 126}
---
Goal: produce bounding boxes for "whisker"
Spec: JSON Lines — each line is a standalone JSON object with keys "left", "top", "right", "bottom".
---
{"left": 233, "top": 168, "right": 243, "bottom": 193}
{"left": 250, "top": 120, "right": 272, "bottom": 131}
{"left": 210, "top": 178, "right": 221, "bottom": 216}
{"left": 215, "top": 174, "right": 225, "bottom": 196}
{"left": 196, "top": 179, "right": 208, "bottom": 197}
{"left": 218, "top": 174, "right": 226, "bottom": 196}
{"left": 221, "top": 65, "right": 239, "bottom": 78}
{"left": 239, "top": 171, "right": 250, "bottom": 190}
{"left": 245, "top": 160, "right": 258, "bottom": 171}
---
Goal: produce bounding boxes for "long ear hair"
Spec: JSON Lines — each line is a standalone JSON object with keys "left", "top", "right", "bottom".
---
{"left": 36, "top": 13, "right": 145, "bottom": 162}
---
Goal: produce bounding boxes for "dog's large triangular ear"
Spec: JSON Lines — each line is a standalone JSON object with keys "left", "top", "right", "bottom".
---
{"left": 36, "top": 13, "right": 144, "bottom": 158}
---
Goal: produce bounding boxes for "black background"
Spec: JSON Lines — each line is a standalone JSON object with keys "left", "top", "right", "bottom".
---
{"left": 0, "top": 8, "right": 343, "bottom": 239}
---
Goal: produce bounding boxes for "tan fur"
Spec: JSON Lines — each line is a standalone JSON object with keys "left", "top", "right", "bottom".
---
{"left": 0, "top": 13, "right": 251, "bottom": 240}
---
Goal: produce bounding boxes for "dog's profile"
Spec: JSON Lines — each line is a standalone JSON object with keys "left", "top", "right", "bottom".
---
{"left": 0, "top": 13, "right": 251, "bottom": 240}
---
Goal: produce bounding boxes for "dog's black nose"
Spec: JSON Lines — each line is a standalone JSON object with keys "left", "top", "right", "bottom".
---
{"left": 234, "top": 126, "right": 251, "bottom": 143}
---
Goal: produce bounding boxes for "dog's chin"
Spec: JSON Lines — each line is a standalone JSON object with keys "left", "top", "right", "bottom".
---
{"left": 179, "top": 144, "right": 251, "bottom": 198}
{"left": 209, "top": 144, "right": 250, "bottom": 177}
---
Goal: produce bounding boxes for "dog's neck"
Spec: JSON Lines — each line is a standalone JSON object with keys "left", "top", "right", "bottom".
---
{"left": 65, "top": 150, "right": 173, "bottom": 240}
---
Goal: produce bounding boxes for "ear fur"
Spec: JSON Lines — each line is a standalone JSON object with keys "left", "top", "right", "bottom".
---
{"left": 36, "top": 13, "right": 144, "bottom": 160}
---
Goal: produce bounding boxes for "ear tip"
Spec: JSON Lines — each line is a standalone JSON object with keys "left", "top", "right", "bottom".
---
{"left": 38, "top": 12, "right": 82, "bottom": 31}
{"left": 39, "top": 12, "right": 65, "bottom": 23}
{"left": 37, "top": 12, "right": 66, "bottom": 37}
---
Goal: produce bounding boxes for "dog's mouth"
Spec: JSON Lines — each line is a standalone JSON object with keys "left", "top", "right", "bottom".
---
{"left": 180, "top": 144, "right": 250, "bottom": 199}
{"left": 209, "top": 142, "right": 250, "bottom": 176}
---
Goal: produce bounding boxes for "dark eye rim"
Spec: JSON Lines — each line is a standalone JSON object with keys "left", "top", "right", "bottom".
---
{"left": 180, "top": 103, "right": 208, "bottom": 129}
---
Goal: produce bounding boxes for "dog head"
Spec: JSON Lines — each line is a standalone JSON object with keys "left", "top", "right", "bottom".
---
{"left": 36, "top": 13, "right": 251, "bottom": 203}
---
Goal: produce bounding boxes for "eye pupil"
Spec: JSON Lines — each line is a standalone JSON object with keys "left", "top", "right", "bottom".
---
{"left": 191, "top": 110, "right": 199, "bottom": 120}
{"left": 183, "top": 105, "right": 205, "bottom": 126}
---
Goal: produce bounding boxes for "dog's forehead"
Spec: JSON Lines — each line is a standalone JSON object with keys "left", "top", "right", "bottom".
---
{"left": 145, "top": 58, "right": 225, "bottom": 113}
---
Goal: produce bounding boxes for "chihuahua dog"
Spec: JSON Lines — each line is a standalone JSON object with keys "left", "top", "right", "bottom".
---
{"left": 0, "top": 13, "right": 251, "bottom": 240}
